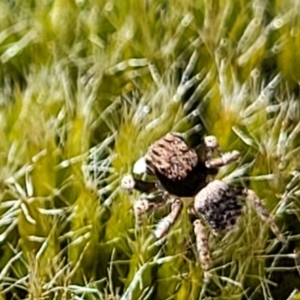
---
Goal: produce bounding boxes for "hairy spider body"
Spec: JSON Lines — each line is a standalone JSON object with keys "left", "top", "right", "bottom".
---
{"left": 121, "top": 132, "right": 284, "bottom": 281}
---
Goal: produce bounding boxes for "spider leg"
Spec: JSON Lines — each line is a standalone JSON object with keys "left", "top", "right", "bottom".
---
{"left": 205, "top": 150, "right": 240, "bottom": 169}
{"left": 193, "top": 219, "right": 211, "bottom": 282}
{"left": 246, "top": 189, "right": 285, "bottom": 243}
{"left": 188, "top": 205, "right": 211, "bottom": 282}
{"left": 134, "top": 197, "right": 152, "bottom": 226}
{"left": 204, "top": 135, "right": 221, "bottom": 159}
{"left": 121, "top": 174, "right": 157, "bottom": 194}
{"left": 134, "top": 192, "right": 166, "bottom": 226}
{"left": 204, "top": 135, "right": 240, "bottom": 170}
{"left": 122, "top": 174, "right": 182, "bottom": 242}
{"left": 153, "top": 196, "right": 183, "bottom": 242}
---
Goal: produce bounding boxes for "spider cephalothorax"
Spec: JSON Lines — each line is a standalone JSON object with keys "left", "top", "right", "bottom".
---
{"left": 144, "top": 132, "right": 219, "bottom": 196}
{"left": 121, "top": 132, "right": 284, "bottom": 281}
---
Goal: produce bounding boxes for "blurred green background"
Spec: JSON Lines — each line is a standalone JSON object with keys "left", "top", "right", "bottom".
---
{"left": 0, "top": 0, "right": 300, "bottom": 299}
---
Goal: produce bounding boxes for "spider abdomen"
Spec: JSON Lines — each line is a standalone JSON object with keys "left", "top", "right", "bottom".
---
{"left": 194, "top": 180, "right": 244, "bottom": 232}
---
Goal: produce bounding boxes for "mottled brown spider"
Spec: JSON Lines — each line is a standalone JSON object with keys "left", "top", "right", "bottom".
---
{"left": 121, "top": 132, "right": 284, "bottom": 281}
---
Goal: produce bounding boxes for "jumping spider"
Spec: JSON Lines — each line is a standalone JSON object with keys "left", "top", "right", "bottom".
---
{"left": 121, "top": 132, "right": 285, "bottom": 281}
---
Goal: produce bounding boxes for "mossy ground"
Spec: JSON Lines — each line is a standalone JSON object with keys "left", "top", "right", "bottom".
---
{"left": 0, "top": 0, "right": 300, "bottom": 299}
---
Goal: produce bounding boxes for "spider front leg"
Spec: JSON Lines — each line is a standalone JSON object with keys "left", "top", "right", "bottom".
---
{"left": 121, "top": 173, "right": 165, "bottom": 226}
{"left": 246, "top": 189, "right": 285, "bottom": 243}
{"left": 121, "top": 174, "right": 183, "bottom": 242}
{"left": 133, "top": 192, "right": 166, "bottom": 226}
{"left": 121, "top": 174, "right": 157, "bottom": 194}
{"left": 205, "top": 150, "right": 241, "bottom": 169}
{"left": 154, "top": 196, "right": 183, "bottom": 242}
{"left": 131, "top": 188, "right": 183, "bottom": 243}
{"left": 203, "top": 136, "right": 240, "bottom": 169}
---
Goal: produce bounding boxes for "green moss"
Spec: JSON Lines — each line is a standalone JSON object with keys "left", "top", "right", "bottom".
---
{"left": 0, "top": 0, "right": 300, "bottom": 299}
